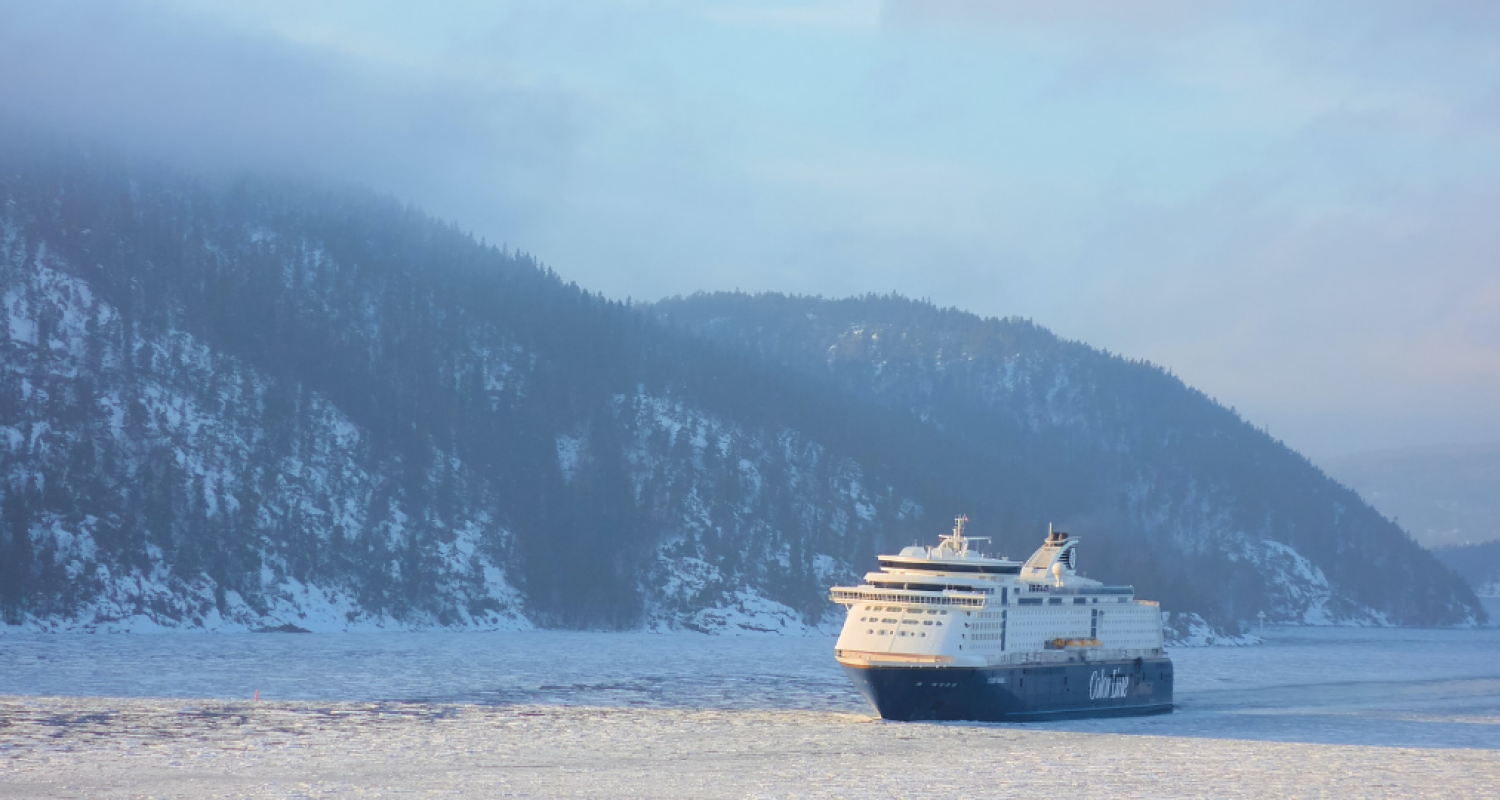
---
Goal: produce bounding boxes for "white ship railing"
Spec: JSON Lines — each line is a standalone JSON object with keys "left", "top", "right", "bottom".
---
{"left": 829, "top": 587, "right": 986, "bottom": 608}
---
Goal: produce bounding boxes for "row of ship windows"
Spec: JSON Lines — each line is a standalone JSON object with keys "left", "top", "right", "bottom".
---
{"left": 867, "top": 630, "right": 929, "bottom": 638}
{"left": 860, "top": 617, "right": 944, "bottom": 627}
{"left": 855, "top": 604, "right": 1138, "bottom": 621}
{"left": 853, "top": 608, "right": 1149, "bottom": 629}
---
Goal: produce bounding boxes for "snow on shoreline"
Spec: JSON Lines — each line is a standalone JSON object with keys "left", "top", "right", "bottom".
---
{"left": 1163, "top": 611, "right": 1262, "bottom": 646}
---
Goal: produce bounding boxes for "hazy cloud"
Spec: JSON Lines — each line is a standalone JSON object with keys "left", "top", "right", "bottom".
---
{"left": 0, "top": 1, "right": 585, "bottom": 236}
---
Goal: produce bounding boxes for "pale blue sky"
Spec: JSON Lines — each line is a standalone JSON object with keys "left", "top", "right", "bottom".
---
{"left": 3, "top": 0, "right": 1498, "bottom": 459}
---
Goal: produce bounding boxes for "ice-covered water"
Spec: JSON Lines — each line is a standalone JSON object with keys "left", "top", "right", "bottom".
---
{"left": 0, "top": 629, "right": 854, "bottom": 712}
{"left": 3, "top": 626, "right": 1498, "bottom": 747}
{"left": 3, "top": 627, "right": 1498, "bottom": 797}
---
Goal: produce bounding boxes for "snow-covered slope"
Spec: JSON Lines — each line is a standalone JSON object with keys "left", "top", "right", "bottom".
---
{"left": 0, "top": 157, "right": 931, "bottom": 634}
{"left": 1, "top": 237, "right": 529, "bottom": 632}
{"left": 654, "top": 293, "right": 1483, "bottom": 629}
{"left": 620, "top": 394, "right": 898, "bottom": 634}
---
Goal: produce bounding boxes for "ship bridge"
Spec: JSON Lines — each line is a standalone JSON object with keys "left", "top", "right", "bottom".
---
{"left": 830, "top": 516, "right": 1018, "bottom": 610}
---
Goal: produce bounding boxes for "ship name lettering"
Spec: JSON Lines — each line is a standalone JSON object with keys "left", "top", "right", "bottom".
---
{"left": 1088, "top": 669, "right": 1130, "bottom": 700}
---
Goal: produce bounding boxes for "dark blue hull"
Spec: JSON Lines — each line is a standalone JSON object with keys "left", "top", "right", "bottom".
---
{"left": 842, "top": 656, "right": 1173, "bottom": 722}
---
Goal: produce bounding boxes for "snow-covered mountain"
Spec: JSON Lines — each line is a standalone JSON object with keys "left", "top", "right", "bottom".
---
{"left": 0, "top": 149, "right": 1483, "bottom": 634}
{"left": 653, "top": 293, "right": 1484, "bottom": 628}
{"left": 0, "top": 151, "right": 928, "bottom": 634}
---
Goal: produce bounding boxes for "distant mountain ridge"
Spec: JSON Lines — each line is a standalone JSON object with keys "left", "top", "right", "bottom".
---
{"left": 1432, "top": 541, "right": 1500, "bottom": 597}
{"left": 1323, "top": 445, "right": 1500, "bottom": 549}
{"left": 0, "top": 145, "right": 1483, "bottom": 633}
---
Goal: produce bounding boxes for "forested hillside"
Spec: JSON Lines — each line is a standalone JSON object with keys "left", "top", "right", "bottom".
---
{"left": 0, "top": 148, "right": 946, "bottom": 632}
{"left": 0, "top": 145, "right": 1482, "bottom": 632}
{"left": 654, "top": 293, "right": 1483, "bottom": 627}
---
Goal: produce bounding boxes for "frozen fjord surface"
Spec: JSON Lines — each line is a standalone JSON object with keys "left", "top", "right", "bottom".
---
{"left": 0, "top": 630, "right": 855, "bottom": 712}
{"left": 1, "top": 626, "right": 1498, "bottom": 749}
{"left": 1, "top": 627, "right": 1498, "bottom": 798}
{"left": 3, "top": 698, "right": 1496, "bottom": 799}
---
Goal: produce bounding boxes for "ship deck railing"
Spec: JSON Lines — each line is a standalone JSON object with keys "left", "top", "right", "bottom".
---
{"left": 829, "top": 587, "right": 987, "bottom": 608}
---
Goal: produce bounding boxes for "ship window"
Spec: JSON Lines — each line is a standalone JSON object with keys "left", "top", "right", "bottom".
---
{"left": 1074, "top": 598, "right": 1086, "bottom": 605}
{"left": 866, "top": 629, "right": 873, "bottom": 634}
{"left": 923, "top": 620, "right": 932, "bottom": 626}
{"left": 936, "top": 622, "right": 943, "bottom": 626}
{"left": 1049, "top": 598, "right": 1062, "bottom": 605}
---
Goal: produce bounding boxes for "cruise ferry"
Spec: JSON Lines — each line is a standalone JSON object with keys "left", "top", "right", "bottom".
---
{"left": 830, "top": 517, "right": 1173, "bottom": 721}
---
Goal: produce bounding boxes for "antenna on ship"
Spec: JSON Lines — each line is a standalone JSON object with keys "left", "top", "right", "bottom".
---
{"left": 940, "top": 514, "right": 989, "bottom": 557}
